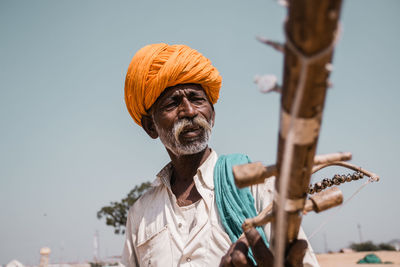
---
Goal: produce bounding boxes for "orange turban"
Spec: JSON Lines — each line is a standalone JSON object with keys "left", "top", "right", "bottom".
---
{"left": 124, "top": 43, "right": 222, "bottom": 126}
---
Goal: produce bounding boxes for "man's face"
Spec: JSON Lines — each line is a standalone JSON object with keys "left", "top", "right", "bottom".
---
{"left": 149, "top": 84, "right": 215, "bottom": 156}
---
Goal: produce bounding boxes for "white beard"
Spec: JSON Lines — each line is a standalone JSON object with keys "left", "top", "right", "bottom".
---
{"left": 154, "top": 116, "right": 212, "bottom": 156}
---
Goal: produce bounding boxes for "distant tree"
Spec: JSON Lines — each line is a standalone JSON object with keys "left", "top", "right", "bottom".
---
{"left": 350, "top": 241, "right": 396, "bottom": 252}
{"left": 97, "top": 181, "right": 151, "bottom": 234}
{"left": 378, "top": 243, "right": 396, "bottom": 251}
{"left": 350, "top": 241, "right": 379, "bottom": 251}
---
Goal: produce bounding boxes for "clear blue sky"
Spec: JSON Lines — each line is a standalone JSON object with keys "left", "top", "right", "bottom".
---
{"left": 1, "top": 0, "right": 399, "bottom": 264}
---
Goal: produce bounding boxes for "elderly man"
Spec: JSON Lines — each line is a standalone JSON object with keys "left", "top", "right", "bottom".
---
{"left": 121, "top": 43, "right": 319, "bottom": 267}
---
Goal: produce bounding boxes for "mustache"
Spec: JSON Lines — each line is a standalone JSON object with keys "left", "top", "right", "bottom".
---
{"left": 173, "top": 117, "right": 212, "bottom": 144}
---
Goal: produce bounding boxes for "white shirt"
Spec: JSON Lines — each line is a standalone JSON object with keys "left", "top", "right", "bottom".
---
{"left": 121, "top": 150, "right": 319, "bottom": 267}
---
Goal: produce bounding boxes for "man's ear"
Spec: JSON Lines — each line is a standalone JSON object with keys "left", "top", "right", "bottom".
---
{"left": 141, "top": 115, "right": 159, "bottom": 139}
{"left": 211, "top": 107, "right": 215, "bottom": 127}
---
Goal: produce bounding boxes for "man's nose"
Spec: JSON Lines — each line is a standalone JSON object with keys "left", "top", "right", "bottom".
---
{"left": 178, "top": 98, "right": 197, "bottom": 119}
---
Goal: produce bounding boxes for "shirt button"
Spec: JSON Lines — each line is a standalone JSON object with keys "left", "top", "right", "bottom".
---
{"left": 178, "top": 223, "right": 182, "bottom": 228}
{"left": 186, "top": 257, "right": 191, "bottom": 262}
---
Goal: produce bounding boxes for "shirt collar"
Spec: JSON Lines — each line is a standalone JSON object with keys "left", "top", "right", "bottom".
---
{"left": 197, "top": 149, "right": 218, "bottom": 190}
{"left": 152, "top": 149, "right": 218, "bottom": 190}
{"left": 153, "top": 162, "right": 173, "bottom": 188}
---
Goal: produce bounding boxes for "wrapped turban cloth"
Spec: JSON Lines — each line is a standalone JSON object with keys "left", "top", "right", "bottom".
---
{"left": 124, "top": 43, "right": 222, "bottom": 126}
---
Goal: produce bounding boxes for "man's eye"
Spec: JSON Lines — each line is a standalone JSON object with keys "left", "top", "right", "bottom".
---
{"left": 164, "top": 102, "right": 177, "bottom": 109}
{"left": 191, "top": 97, "right": 205, "bottom": 104}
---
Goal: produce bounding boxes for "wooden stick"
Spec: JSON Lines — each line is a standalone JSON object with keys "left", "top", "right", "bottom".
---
{"left": 312, "top": 161, "right": 380, "bottom": 181}
{"left": 233, "top": 152, "right": 351, "bottom": 188}
{"left": 241, "top": 187, "right": 343, "bottom": 230}
{"left": 271, "top": 1, "right": 343, "bottom": 266}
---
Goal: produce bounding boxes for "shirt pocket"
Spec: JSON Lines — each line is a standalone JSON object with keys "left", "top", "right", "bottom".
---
{"left": 136, "top": 225, "right": 173, "bottom": 267}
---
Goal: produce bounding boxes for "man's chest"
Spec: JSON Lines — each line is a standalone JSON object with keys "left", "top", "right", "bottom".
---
{"left": 133, "top": 189, "right": 231, "bottom": 267}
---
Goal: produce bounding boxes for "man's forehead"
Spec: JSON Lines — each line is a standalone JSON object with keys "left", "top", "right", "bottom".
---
{"left": 160, "top": 84, "right": 205, "bottom": 98}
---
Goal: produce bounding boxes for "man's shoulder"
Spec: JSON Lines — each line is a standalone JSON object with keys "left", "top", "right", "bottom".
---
{"left": 128, "top": 180, "right": 167, "bottom": 222}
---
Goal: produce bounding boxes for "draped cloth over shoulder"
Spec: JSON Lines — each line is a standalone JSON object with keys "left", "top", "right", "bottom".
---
{"left": 124, "top": 43, "right": 222, "bottom": 126}
{"left": 214, "top": 154, "right": 269, "bottom": 264}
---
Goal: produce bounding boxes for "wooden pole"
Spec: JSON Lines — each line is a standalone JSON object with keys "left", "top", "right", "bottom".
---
{"left": 271, "top": 0, "right": 343, "bottom": 265}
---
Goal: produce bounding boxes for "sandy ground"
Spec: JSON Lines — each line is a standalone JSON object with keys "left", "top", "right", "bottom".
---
{"left": 316, "top": 251, "right": 400, "bottom": 267}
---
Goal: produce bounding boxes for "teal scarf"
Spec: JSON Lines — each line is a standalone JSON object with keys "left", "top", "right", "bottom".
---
{"left": 214, "top": 154, "right": 269, "bottom": 263}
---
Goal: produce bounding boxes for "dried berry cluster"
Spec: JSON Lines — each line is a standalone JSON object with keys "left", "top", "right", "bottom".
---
{"left": 308, "top": 171, "right": 364, "bottom": 194}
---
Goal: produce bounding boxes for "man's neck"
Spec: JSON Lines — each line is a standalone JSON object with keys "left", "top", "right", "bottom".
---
{"left": 166, "top": 147, "right": 212, "bottom": 206}
{"left": 167, "top": 147, "right": 211, "bottom": 184}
